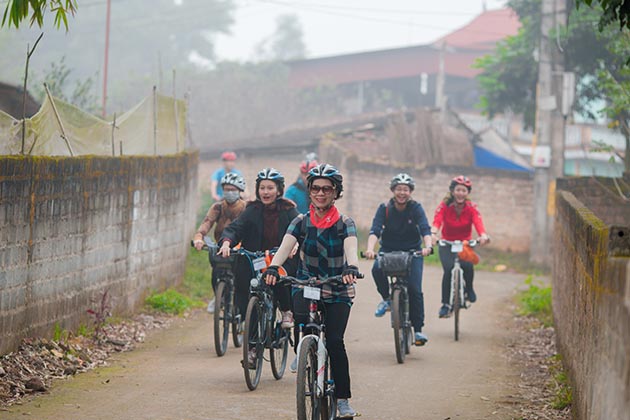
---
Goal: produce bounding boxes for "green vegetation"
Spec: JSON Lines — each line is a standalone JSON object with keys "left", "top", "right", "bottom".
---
{"left": 549, "top": 354, "right": 573, "bottom": 409}
{"left": 145, "top": 288, "right": 204, "bottom": 315}
{"left": 516, "top": 275, "right": 553, "bottom": 327}
{"left": 180, "top": 247, "right": 214, "bottom": 302}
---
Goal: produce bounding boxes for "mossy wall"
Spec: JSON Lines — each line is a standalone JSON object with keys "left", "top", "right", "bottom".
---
{"left": 0, "top": 153, "right": 198, "bottom": 354}
{"left": 553, "top": 181, "right": 630, "bottom": 420}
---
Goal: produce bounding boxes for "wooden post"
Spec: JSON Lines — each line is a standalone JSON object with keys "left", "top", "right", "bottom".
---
{"left": 44, "top": 83, "right": 74, "bottom": 156}
{"left": 22, "top": 32, "right": 44, "bottom": 155}
{"left": 173, "top": 69, "right": 180, "bottom": 153}
{"left": 111, "top": 113, "right": 117, "bottom": 156}
{"left": 153, "top": 85, "right": 158, "bottom": 155}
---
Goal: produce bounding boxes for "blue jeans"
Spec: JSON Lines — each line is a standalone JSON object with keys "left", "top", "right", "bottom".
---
{"left": 372, "top": 253, "right": 425, "bottom": 331}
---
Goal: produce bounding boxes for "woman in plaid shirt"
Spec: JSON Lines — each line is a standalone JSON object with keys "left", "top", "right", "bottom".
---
{"left": 265, "top": 164, "right": 361, "bottom": 419}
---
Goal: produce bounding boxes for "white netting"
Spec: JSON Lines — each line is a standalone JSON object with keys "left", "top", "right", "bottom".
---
{"left": 0, "top": 93, "right": 186, "bottom": 156}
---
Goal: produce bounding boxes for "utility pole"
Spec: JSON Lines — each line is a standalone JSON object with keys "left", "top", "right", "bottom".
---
{"left": 530, "top": 0, "right": 567, "bottom": 264}
{"left": 101, "top": 0, "right": 112, "bottom": 118}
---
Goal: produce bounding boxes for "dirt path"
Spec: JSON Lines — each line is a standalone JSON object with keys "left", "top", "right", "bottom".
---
{"left": 2, "top": 263, "right": 525, "bottom": 420}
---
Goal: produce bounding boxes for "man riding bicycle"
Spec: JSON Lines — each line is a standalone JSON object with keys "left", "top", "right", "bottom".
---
{"left": 431, "top": 175, "right": 490, "bottom": 318}
{"left": 364, "top": 173, "right": 433, "bottom": 346}
{"left": 193, "top": 173, "right": 247, "bottom": 313}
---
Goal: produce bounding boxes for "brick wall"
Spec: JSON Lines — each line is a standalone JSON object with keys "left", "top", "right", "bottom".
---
{"left": 0, "top": 153, "right": 198, "bottom": 355}
{"left": 553, "top": 185, "right": 630, "bottom": 420}
{"left": 200, "top": 145, "right": 533, "bottom": 252}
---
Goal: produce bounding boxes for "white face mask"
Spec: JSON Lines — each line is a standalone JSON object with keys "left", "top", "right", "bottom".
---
{"left": 223, "top": 190, "right": 240, "bottom": 204}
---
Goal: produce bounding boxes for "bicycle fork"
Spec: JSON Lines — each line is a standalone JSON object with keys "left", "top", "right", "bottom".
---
{"left": 449, "top": 263, "right": 467, "bottom": 309}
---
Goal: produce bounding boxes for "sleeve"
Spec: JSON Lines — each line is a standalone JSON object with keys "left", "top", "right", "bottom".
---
{"left": 432, "top": 201, "right": 446, "bottom": 229}
{"left": 219, "top": 205, "right": 249, "bottom": 245}
{"left": 211, "top": 169, "right": 222, "bottom": 182}
{"left": 284, "top": 185, "right": 297, "bottom": 202}
{"left": 368, "top": 204, "right": 386, "bottom": 238}
{"left": 343, "top": 216, "right": 357, "bottom": 238}
{"left": 286, "top": 214, "right": 305, "bottom": 239}
{"left": 194, "top": 203, "right": 220, "bottom": 241}
{"left": 414, "top": 203, "right": 432, "bottom": 237}
{"left": 470, "top": 202, "right": 487, "bottom": 236}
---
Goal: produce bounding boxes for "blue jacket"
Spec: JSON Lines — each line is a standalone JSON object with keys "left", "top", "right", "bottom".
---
{"left": 284, "top": 178, "right": 309, "bottom": 214}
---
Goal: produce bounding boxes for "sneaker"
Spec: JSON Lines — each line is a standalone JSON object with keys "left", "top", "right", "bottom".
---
{"left": 281, "top": 310, "right": 294, "bottom": 329}
{"left": 290, "top": 356, "right": 297, "bottom": 373}
{"left": 337, "top": 399, "right": 359, "bottom": 418}
{"left": 247, "top": 348, "right": 257, "bottom": 369}
{"left": 206, "top": 298, "right": 215, "bottom": 314}
{"left": 438, "top": 304, "right": 451, "bottom": 318}
{"left": 466, "top": 289, "right": 477, "bottom": 303}
{"left": 374, "top": 300, "right": 391, "bottom": 317}
{"left": 414, "top": 331, "right": 428, "bottom": 346}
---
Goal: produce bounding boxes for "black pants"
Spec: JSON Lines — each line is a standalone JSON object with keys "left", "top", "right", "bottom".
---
{"left": 438, "top": 245, "right": 474, "bottom": 305}
{"left": 233, "top": 257, "right": 291, "bottom": 316}
{"left": 293, "top": 290, "right": 352, "bottom": 399}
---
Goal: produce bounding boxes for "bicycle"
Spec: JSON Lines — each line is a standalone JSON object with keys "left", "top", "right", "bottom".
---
{"left": 191, "top": 237, "right": 242, "bottom": 357}
{"left": 240, "top": 248, "right": 292, "bottom": 391}
{"left": 282, "top": 274, "right": 363, "bottom": 420}
{"left": 365, "top": 250, "right": 428, "bottom": 363}
{"left": 438, "top": 239, "right": 478, "bottom": 341}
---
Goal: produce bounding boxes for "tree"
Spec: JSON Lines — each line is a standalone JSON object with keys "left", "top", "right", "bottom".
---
{"left": 255, "top": 14, "right": 307, "bottom": 61}
{"left": 2, "top": 0, "right": 77, "bottom": 30}
{"left": 575, "top": 0, "right": 630, "bottom": 31}
{"left": 475, "top": 0, "right": 629, "bottom": 172}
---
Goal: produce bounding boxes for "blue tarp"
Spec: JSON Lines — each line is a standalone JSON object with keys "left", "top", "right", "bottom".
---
{"left": 474, "top": 146, "right": 532, "bottom": 172}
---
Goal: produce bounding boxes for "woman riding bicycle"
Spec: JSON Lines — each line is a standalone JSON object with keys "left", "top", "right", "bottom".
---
{"left": 365, "top": 173, "right": 433, "bottom": 346}
{"left": 431, "top": 175, "right": 490, "bottom": 318}
{"left": 193, "top": 172, "right": 247, "bottom": 313}
{"left": 264, "top": 163, "right": 361, "bottom": 419}
{"left": 218, "top": 168, "right": 298, "bottom": 331}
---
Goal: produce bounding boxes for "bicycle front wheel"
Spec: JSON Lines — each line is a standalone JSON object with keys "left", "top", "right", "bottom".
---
{"left": 243, "top": 296, "right": 264, "bottom": 390}
{"left": 453, "top": 270, "right": 461, "bottom": 341}
{"left": 391, "top": 288, "right": 405, "bottom": 364}
{"left": 297, "top": 336, "right": 321, "bottom": 420}
{"left": 213, "top": 281, "right": 229, "bottom": 357}
{"left": 270, "top": 308, "right": 289, "bottom": 380}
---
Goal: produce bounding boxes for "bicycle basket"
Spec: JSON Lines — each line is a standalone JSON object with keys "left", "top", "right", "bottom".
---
{"left": 209, "top": 252, "right": 237, "bottom": 270}
{"left": 378, "top": 252, "right": 411, "bottom": 277}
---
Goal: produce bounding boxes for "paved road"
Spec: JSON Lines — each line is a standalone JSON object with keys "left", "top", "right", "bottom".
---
{"left": 2, "top": 262, "right": 525, "bottom": 420}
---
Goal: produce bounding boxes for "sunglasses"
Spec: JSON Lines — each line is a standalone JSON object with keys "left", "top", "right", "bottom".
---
{"left": 310, "top": 185, "right": 335, "bottom": 194}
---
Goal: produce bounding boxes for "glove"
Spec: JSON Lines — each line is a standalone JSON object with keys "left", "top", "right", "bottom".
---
{"left": 265, "top": 265, "right": 281, "bottom": 284}
{"left": 342, "top": 265, "right": 360, "bottom": 278}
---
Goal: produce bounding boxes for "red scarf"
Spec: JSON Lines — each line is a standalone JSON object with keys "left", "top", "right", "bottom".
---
{"left": 309, "top": 204, "right": 340, "bottom": 229}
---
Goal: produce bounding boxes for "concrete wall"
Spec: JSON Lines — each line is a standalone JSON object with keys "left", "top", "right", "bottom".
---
{"left": 553, "top": 178, "right": 630, "bottom": 420}
{"left": 0, "top": 153, "right": 198, "bottom": 355}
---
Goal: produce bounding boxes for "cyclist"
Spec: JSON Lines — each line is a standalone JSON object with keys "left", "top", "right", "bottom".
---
{"left": 431, "top": 175, "right": 490, "bottom": 318}
{"left": 193, "top": 173, "right": 247, "bottom": 313}
{"left": 210, "top": 151, "right": 243, "bottom": 202}
{"left": 264, "top": 163, "right": 361, "bottom": 419}
{"left": 284, "top": 158, "right": 319, "bottom": 214}
{"left": 217, "top": 168, "right": 298, "bottom": 336}
{"left": 364, "top": 173, "right": 433, "bottom": 346}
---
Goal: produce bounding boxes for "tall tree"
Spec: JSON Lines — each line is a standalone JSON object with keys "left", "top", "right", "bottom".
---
{"left": 575, "top": 0, "right": 630, "bottom": 30}
{"left": 255, "top": 14, "right": 307, "bottom": 61}
{"left": 2, "top": 0, "right": 77, "bottom": 30}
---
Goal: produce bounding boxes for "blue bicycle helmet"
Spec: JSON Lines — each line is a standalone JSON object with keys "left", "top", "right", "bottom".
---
{"left": 307, "top": 163, "right": 343, "bottom": 199}
{"left": 255, "top": 167, "right": 285, "bottom": 199}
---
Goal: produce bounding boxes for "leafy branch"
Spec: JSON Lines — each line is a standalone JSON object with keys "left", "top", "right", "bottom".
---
{"left": 1, "top": 0, "right": 77, "bottom": 30}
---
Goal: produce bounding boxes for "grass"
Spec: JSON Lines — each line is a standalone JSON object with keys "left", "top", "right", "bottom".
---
{"left": 549, "top": 354, "right": 573, "bottom": 409}
{"left": 516, "top": 275, "right": 553, "bottom": 327}
{"left": 145, "top": 288, "right": 205, "bottom": 315}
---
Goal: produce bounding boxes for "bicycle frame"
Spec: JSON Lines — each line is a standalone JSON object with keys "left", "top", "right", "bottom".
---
{"left": 295, "top": 301, "right": 328, "bottom": 398}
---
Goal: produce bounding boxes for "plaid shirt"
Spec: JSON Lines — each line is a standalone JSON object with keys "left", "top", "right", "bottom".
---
{"left": 287, "top": 212, "right": 357, "bottom": 304}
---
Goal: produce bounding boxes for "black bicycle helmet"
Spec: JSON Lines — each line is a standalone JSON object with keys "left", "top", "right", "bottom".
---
{"left": 255, "top": 167, "right": 285, "bottom": 198}
{"left": 220, "top": 172, "right": 246, "bottom": 192}
{"left": 307, "top": 163, "right": 343, "bottom": 199}
{"left": 390, "top": 173, "right": 415, "bottom": 191}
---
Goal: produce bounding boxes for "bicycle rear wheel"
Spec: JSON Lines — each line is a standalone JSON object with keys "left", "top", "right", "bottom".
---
{"left": 270, "top": 308, "right": 289, "bottom": 380}
{"left": 320, "top": 353, "right": 336, "bottom": 420}
{"left": 391, "top": 288, "right": 405, "bottom": 364}
{"left": 243, "top": 296, "right": 264, "bottom": 390}
{"left": 453, "top": 270, "right": 461, "bottom": 341}
{"left": 297, "top": 336, "right": 321, "bottom": 420}
{"left": 213, "top": 281, "right": 229, "bottom": 357}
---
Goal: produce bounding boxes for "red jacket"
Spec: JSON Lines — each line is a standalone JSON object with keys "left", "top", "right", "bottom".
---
{"left": 433, "top": 200, "right": 486, "bottom": 241}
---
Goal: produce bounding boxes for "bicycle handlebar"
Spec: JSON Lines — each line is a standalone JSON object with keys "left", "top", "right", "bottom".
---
{"left": 438, "top": 239, "right": 478, "bottom": 248}
{"left": 280, "top": 273, "right": 365, "bottom": 287}
{"left": 190, "top": 236, "right": 277, "bottom": 257}
{"left": 360, "top": 248, "right": 433, "bottom": 258}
